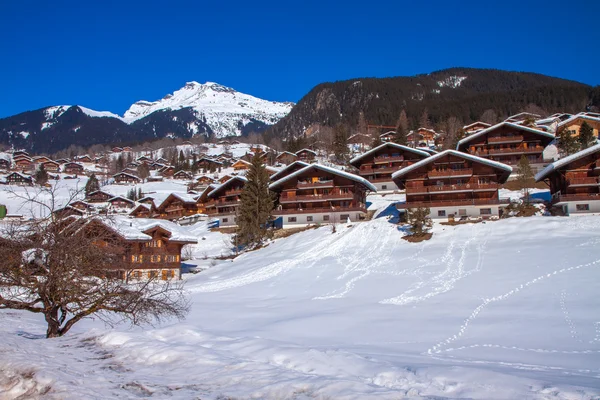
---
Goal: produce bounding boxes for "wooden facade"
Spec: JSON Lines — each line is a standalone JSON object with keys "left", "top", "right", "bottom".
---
{"left": 206, "top": 176, "right": 246, "bottom": 226}
{"left": 380, "top": 131, "right": 395, "bottom": 142}
{"left": 113, "top": 172, "right": 141, "bottom": 184}
{"left": 196, "top": 158, "right": 222, "bottom": 172}
{"left": 535, "top": 144, "right": 600, "bottom": 214}
{"left": 270, "top": 164, "right": 375, "bottom": 226}
{"left": 392, "top": 150, "right": 512, "bottom": 219}
{"left": 557, "top": 114, "right": 600, "bottom": 138}
{"left": 349, "top": 143, "right": 431, "bottom": 191}
{"left": 156, "top": 193, "right": 199, "bottom": 220}
{"left": 295, "top": 149, "right": 316, "bottom": 162}
{"left": 5, "top": 172, "right": 33, "bottom": 185}
{"left": 456, "top": 122, "right": 554, "bottom": 171}
{"left": 463, "top": 121, "right": 491, "bottom": 134}
{"left": 0, "top": 158, "right": 10, "bottom": 170}
{"left": 276, "top": 151, "right": 297, "bottom": 165}
{"left": 63, "top": 162, "right": 85, "bottom": 175}
{"left": 86, "top": 190, "right": 113, "bottom": 203}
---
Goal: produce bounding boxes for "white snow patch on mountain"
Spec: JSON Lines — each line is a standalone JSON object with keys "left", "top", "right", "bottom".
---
{"left": 123, "top": 81, "right": 294, "bottom": 137}
{"left": 43, "top": 105, "right": 69, "bottom": 120}
{"left": 18, "top": 131, "right": 30, "bottom": 138}
{"left": 437, "top": 75, "right": 467, "bottom": 88}
{"left": 77, "top": 106, "right": 124, "bottom": 120}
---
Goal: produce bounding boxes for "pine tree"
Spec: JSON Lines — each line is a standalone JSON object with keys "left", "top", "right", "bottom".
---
{"left": 137, "top": 188, "right": 143, "bottom": 200}
{"left": 333, "top": 124, "right": 349, "bottom": 163}
{"left": 394, "top": 111, "right": 408, "bottom": 145}
{"left": 556, "top": 128, "right": 579, "bottom": 156}
{"left": 35, "top": 164, "right": 48, "bottom": 186}
{"left": 234, "top": 153, "right": 274, "bottom": 249}
{"left": 371, "top": 134, "right": 382, "bottom": 148}
{"left": 85, "top": 173, "right": 100, "bottom": 195}
{"left": 137, "top": 163, "right": 150, "bottom": 182}
{"left": 406, "top": 207, "right": 432, "bottom": 236}
{"left": 516, "top": 155, "right": 534, "bottom": 204}
{"left": 357, "top": 111, "right": 367, "bottom": 134}
{"left": 578, "top": 121, "right": 596, "bottom": 150}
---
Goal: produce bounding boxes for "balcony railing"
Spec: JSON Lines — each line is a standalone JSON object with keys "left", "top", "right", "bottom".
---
{"left": 279, "top": 193, "right": 354, "bottom": 203}
{"left": 487, "top": 135, "right": 523, "bottom": 144}
{"left": 224, "top": 189, "right": 242, "bottom": 197}
{"left": 373, "top": 155, "right": 405, "bottom": 164}
{"left": 359, "top": 166, "right": 399, "bottom": 175}
{"left": 397, "top": 198, "right": 510, "bottom": 209}
{"left": 567, "top": 177, "right": 599, "bottom": 186}
{"left": 274, "top": 206, "right": 367, "bottom": 215}
{"left": 405, "top": 183, "right": 498, "bottom": 194}
{"left": 297, "top": 180, "right": 334, "bottom": 189}
{"left": 428, "top": 168, "right": 473, "bottom": 178}
{"left": 552, "top": 194, "right": 600, "bottom": 204}
{"left": 215, "top": 199, "right": 240, "bottom": 206}
{"left": 487, "top": 146, "right": 544, "bottom": 155}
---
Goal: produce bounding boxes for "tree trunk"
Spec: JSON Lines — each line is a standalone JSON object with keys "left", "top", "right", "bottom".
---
{"left": 44, "top": 309, "right": 61, "bottom": 338}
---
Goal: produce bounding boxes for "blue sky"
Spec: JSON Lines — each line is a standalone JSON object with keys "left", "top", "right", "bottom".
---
{"left": 0, "top": 0, "right": 598, "bottom": 118}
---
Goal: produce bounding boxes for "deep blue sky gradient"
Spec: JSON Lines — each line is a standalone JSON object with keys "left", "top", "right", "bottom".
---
{"left": 1, "top": 0, "right": 599, "bottom": 118}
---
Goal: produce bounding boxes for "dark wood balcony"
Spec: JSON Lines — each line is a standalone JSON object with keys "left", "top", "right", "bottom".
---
{"left": 487, "top": 146, "right": 544, "bottom": 156}
{"left": 297, "top": 180, "right": 334, "bottom": 189}
{"left": 487, "top": 135, "right": 523, "bottom": 144}
{"left": 274, "top": 206, "right": 367, "bottom": 215}
{"left": 552, "top": 193, "right": 600, "bottom": 204}
{"left": 405, "top": 183, "right": 498, "bottom": 194}
{"left": 567, "top": 177, "right": 599, "bottom": 187}
{"left": 279, "top": 193, "right": 354, "bottom": 203}
{"left": 373, "top": 155, "right": 405, "bottom": 164}
{"left": 397, "top": 198, "right": 510, "bottom": 209}
{"left": 427, "top": 168, "right": 473, "bottom": 178}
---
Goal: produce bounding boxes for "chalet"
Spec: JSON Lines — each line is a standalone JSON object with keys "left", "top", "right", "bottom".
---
{"left": 112, "top": 147, "right": 123, "bottom": 153}
{"left": 40, "top": 160, "right": 60, "bottom": 173}
{"left": 55, "top": 158, "right": 70, "bottom": 164}
{"left": 195, "top": 157, "right": 222, "bottom": 172}
{"left": 155, "top": 157, "right": 169, "bottom": 164}
{"left": 269, "top": 164, "right": 376, "bottom": 226}
{"left": 113, "top": 172, "right": 141, "bottom": 184}
{"left": 463, "top": 122, "right": 491, "bottom": 134}
{"left": 269, "top": 161, "right": 309, "bottom": 182}
{"left": 86, "top": 190, "right": 114, "bottom": 203}
{"left": 147, "top": 175, "right": 164, "bottom": 182}
{"left": 232, "top": 159, "right": 252, "bottom": 171}
{"left": 156, "top": 193, "right": 199, "bottom": 220}
{"left": 535, "top": 143, "right": 600, "bottom": 215}
{"left": 194, "top": 185, "right": 217, "bottom": 215}
{"left": 159, "top": 165, "right": 176, "bottom": 178}
{"left": 240, "top": 152, "right": 254, "bottom": 162}
{"left": 349, "top": 143, "right": 431, "bottom": 191}
{"left": 121, "top": 168, "right": 139, "bottom": 176}
{"left": 5, "top": 172, "right": 33, "bottom": 186}
{"left": 68, "top": 200, "right": 95, "bottom": 211}
{"left": 14, "top": 158, "right": 33, "bottom": 171}
{"left": 505, "top": 112, "right": 541, "bottom": 124}
{"left": 75, "top": 155, "right": 93, "bottom": 163}
{"left": 32, "top": 156, "right": 52, "bottom": 163}
{"left": 347, "top": 133, "right": 372, "bottom": 145}
{"left": 391, "top": 150, "right": 512, "bottom": 219}
{"left": 557, "top": 113, "right": 600, "bottom": 138}
{"left": 88, "top": 217, "right": 197, "bottom": 280}
{"left": 0, "top": 154, "right": 11, "bottom": 170}
{"left": 406, "top": 131, "right": 426, "bottom": 147}
{"left": 206, "top": 176, "right": 247, "bottom": 227}
{"left": 276, "top": 151, "right": 298, "bottom": 165}
{"left": 136, "top": 155, "right": 153, "bottom": 164}
{"left": 456, "top": 122, "right": 555, "bottom": 173}
{"left": 63, "top": 162, "right": 85, "bottom": 175}
{"left": 129, "top": 203, "right": 155, "bottom": 218}
{"left": 149, "top": 162, "right": 166, "bottom": 171}
{"left": 295, "top": 148, "right": 317, "bottom": 163}
{"left": 107, "top": 196, "right": 136, "bottom": 209}
{"left": 173, "top": 170, "right": 193, "bottom": 180}
{"left": 127, "top": 161, "right": 140, "bottom": 169}
{"left": 196, "top": 175, "right": 215, "bottom": 186}
{"left": 53, "top": 205, "right": 85, "bottom": 219}
{"left": 122, "top": 146, "right": 133, "bottom": 152}
{"left": 416, "top": 127, "right": 437, "bottom": 142}
{"left": 250, "top": 145, "right": 264, "bottom": 154}
{"left": 218, "top": 174, "right": 232, "bottom": 184}
{"left": 379, "top": 131, "right": 396, "bottom": 143}
{"left": 12, "top": 150, "right": 30, "bottom": 158}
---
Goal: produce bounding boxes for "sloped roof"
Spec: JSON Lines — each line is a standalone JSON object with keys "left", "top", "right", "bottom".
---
{"left": 391, "top": 150, "right": 513, "bottom": 181}
{"left": 208, "top": 176, "right": 248, "bottom": 198}
{"left": 535, "top": 143, "right": 600, "bottom": 181}
{"left": 557, "top": 112, "right": 600, "bottom": 128}
{"left": 113, "top": 172, "right": 140, "bottom": 180}
{"left": 269, "top": 161, "right": 310, "bottom": 181}
{"left": 456, "top": 121, "right": 554, "bottom": 149}
{"left": 349, "top": 143, "right": 430, "bottom": 167}
{"left": 463, "top": 121, "right": 491, "bottom": 130}
{"left": 295, "top": 148, "right": 317, "bottom": 156}
{"left": 269, "top": 163, "right": 377, "bottom": 192}
{"left": 99, "top": 216, "right": 198, "bottom": 243}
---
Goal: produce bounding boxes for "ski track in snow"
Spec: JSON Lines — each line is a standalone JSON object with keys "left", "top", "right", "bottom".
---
{"left": 428, "top": 257, "right": 600, "bottom": 356}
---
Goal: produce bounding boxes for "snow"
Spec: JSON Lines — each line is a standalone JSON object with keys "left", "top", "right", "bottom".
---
{"left": 77, "top": 105, "right": 124, "bottom": 120}
{"left": 536, "top": 143, "right": 600, "bottom": 181}
{"left": 1, "top": 215, "right": 600, "bottom": 398}
{"left": 270, "top": 163, "right": 378, "bottom": 192}
{"left": 122, "top": 81, "right": 294, "bottom": 137}
{"left": 456, "top": 122, "right": 555, "bottom": 148}
{"left": 349, "top": 143, "right": 431, "bottom": 166}
{"left": 17, "top": 131, "right": 30, "bottom": 139}
{"left": 437, "top": 75, "right": 467, "bottom": 88}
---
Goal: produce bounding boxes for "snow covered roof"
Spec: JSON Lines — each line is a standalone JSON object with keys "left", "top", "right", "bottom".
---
{"left": 99, "top": 217, "right": 198, "bottom": 243}
{"left": 535, "top": 143, "right": 600, "bottom": 181}
{"left": 463, "top": 121, "right": 491, "bottom": 130}
{"left": 269, "top": 163, "right": 377, "bottom": 192}
{"left": 416, "top": 147, "right": 438, "bottom": 155}
{"left": 107, "top": 196, "right": 135, "bottom": 204}
{"left": 557, "top": 112, "right": 600, "bottom": 128}
{"left": 456, "top": 122, "right": 555, "bottom": 149}
{"left": 276, "top": 151, "right": 297, "bottom": 158}
{"left": 391, "top": 150, "right": 513, "bottom": 181}
{"left": 295, "top": 148, "right": 317, "bottom": 156}
{"left": 208, "top": 176, "right": 248, "bottom": 198}
{"left": 349, "top": 143, "right": 430, "bottom": 167}
{"left": 506, "top": 112, "right": 541, "bottom": 121}
{"left": 269, "top": 161, "right": 310, "bottom": 181}
{"left": 113, "top": 172, "right": 140, "bottom": 180}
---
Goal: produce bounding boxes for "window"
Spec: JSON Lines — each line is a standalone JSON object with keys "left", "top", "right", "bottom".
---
{"left": 134, "top": 270, "right": 142, "bottom": 279}
{"left": 340, "top": 214, "right": 349, "bottom": 221}
{"left": 438, "top": 210, "right": 446, "bottom": 217}
{"left": 307, "top": 216, "right": 313, "bottom": 222}
{"left": 288, "top": 217, "right": 297, "bottom": 222}
{"left": 458, "top": 209, "right": 467, "bottom": 216}
{"left": 478, "top": 177, "right": 491, "bottom": 185}
{"left": 480, "top": 208, "right": 492, "bottom": 215}
{"left": 381, "top": 185, "right": 387, "bottom": 190}
{"left": 576, "top": 204, "right": 590, "bottom": 211}
{"left": 145, "top": 240, "right": 163, "bottom": 248}
{"left": 323, "top": 215, "right": 330, "bottom": 221}
{"left": 222, "top": 218, "right": 228, "bottom": 223}
{"left": 151, "top": 255, "right": 161, "bottom": 263}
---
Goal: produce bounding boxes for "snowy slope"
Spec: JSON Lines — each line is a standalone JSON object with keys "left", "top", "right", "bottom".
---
{"left": 1, "top": 211, "right": 600, "bottom": 399}
{"left": 124, "top": 81, "right": 294, "bottom": 136}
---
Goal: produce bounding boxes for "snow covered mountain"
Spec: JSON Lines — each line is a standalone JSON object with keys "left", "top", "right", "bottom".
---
{"left": 0, "top": 82, "right": 294, "bottom": 153}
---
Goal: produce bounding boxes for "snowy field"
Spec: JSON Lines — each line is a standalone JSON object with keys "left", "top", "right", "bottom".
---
{"left": 2, "top": 209, "right": 600, "bottom": 399}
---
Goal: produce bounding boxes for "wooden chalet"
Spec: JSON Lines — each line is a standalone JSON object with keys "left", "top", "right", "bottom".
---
{"left": 113, "top": 172, "right": 141, "bottom": 184}
{"left": 173, "top": 170, "right": 193, "bottom": 180}
{"left": 136, "top": 155, "right": 153, "bottom": 164}
{"left": 0, "top": 154, "right": 11, "bottom": 170}
{"left": 349, "top": 143, "right": 431, "bottom": 191}
{"left": 269, "top": 161, "right": 309, "bottom": 182}
{"left": 63, "top": 162, "right": 85, "bottom": 175}
{"left": 159, "top": 165, "right": 176, "bottom": 177}
{"left": 12, "top": 150, "right": 30, "bottom": 158}
{"left": 416, "top": 127, "right": 437, "bottom": 142}
{"left": 456, "top": 122, "right": 555, "bottom": 173}
{"left": 232, "top": 159, "right": 251, "bottom": 171}
{"left": 156, "top": 193, "right": 199, "bottom": 220}
{"left": 40, "top": 159, "right": 60, "bottom": 172}
{"left": 391, "top": 150, "right": 512, "bottom": 219}
{"left": 107, "top": 196, "right": 136, "bottom": 209}
{"left": 505, "top": 112, "right": 541, "bottom": 124}
{"left": 75, "top": 155, "right": 93, "bottom": 163}
{"left": 379, "top": 131, "right": 396, "bottom": 143}
{"left": 269, "top": 164, "right": 376, "bottom": 226}
{"left": 535, "top": 143, "right": 600, "bottom": 215}
{"left": 557, "top": 113, "right": 600, "bottom": 139}
{"left": 129, "top": 203, "right": 155, "bottom": 218}
{"left": 155, "top": 157, "right": 169, "bottom": 164}
{"left": 295, "top": 148, "right": 317, "bottom": 163}
{"left": 347, "top": 133, "right": 372, "bottom": 145}
{"left": 5, "top": 172, "right": 33, "bottom": 185}
{"left": 276, "top": 151, "right": 298, "bottom": 165}
{"left": 86, "top": 190, "right": 114, "bottom": 203}
{"left": 218, "top": 174, "right": 232, "bottom": 184}
{"left": 195, "top": 157, "right": 222, "bottom": 172}
{"left": 206, "top": 176, "right": 247, "bottom": 227}
{"left": 88, "top": 217, "right": 197, "bottom": 280}
{"left": 149, "top": 162, "right": 166, "bottom": 171}
{"left": 68, "top": 200, "right": 94, "bottom": 211}
{"left": 463, "top": 121, "right": 491, "bottom": 134}
{"left": 196, "top": 175, "right": 215, "bottom": 185}
{"left": 127, "top": 161, "right": 140, "bottom": 169}
{"left": 14, "top": 157, "right": 33, "bottom": 171}
{"left": 55, "top": 158, "right": 70, "bottom": 164}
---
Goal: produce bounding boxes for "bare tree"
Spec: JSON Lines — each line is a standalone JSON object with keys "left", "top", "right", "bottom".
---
{"left": 443, "top": 116, "right": 463, "bottom": 150}
{"left": 0, "top": 187, "right": 189, "bottom": 338}
{"left": 419, "top": 109, "right": 431, "bottom": 129}
{"left": 137, "top": 163, "right": 150, "bottom": 182}
{"left": 480, "top": 109, "right": 498, "bottom": 125}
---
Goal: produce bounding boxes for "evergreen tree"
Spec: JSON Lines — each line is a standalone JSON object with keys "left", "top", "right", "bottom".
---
{"left": 556, "top": 128, "right": 579, "bottom": 156}
{"left": 394, "top": 111, "right": 408, "bottom": 145}
{"left": 356, "top": 111, "right": 368, "bottom": 134}
{"left": 516, "top": 155, "right": 534, "bottom": 204}
{"left": 578, "top": 121, "right": 596, "bottom": 150}
{"left": 137, "top": 163, "right": 150, "bottom": 182}
{"left": 85, "top": 173, "right": 100, "bottom": 195}
{"left": 116, "top": 155, "right": 124, "bottom": 172}
{"left": 137, "top": 188, "right": 143, "bottom": 200}
{"left": 234, "top": 153, "right": 274, "bottom": 249}
{"left": 406, "top": 207, "right": 432, "bottom": 236}
{"left": 35, "top": 164, "right": 49, "bottom": 186}
{"left": 371, "top": 134, "right": 382, "bottom": 148}
{"left": 333, "top": 124, "right": 349, "bottom": 162}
